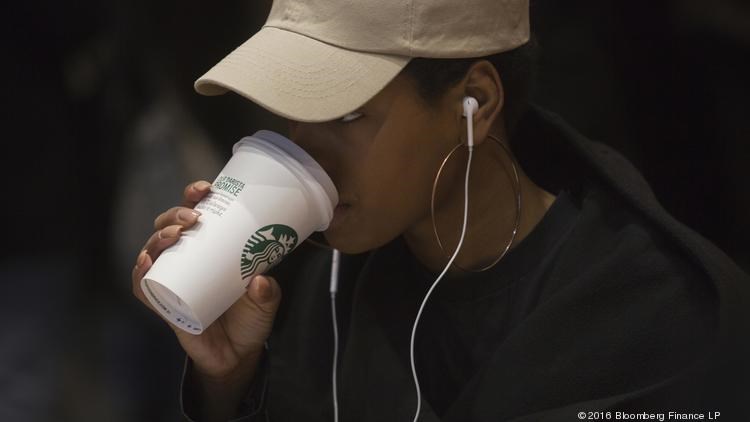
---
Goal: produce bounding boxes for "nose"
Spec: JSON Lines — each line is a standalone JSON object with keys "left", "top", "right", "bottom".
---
{"left": 287, "top": 120, "right": 332, "bottom": 147}
{"left": 286, "top": 120, "right": 340, "bottom": 187}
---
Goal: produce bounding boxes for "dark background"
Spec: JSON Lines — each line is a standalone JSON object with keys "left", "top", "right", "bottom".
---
{"left": 1, "top": 1, "right": 748, "bottom": 420}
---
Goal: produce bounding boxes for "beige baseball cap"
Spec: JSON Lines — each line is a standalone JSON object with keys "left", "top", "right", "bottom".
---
{"left": 195, "top": 0, "right": 529, "bottom": 122}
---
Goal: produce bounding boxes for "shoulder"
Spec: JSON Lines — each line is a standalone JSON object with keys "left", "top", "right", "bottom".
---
{"left": 544, "top": 186, "right": 719, "bottom": 332}
{"left": 524, "top": 186, "right": 720, "bottom": 395}
{"left": 499, "top": 185, "right": 747, "bottom": 414}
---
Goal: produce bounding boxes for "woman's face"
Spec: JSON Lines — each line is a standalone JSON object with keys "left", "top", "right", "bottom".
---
{"left": 287, "top": 73, "right": 464, "bottom": 254}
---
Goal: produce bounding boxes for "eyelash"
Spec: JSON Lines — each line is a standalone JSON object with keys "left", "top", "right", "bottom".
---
{"left": 339, "top": 111, "right": 364, "bottom": 123}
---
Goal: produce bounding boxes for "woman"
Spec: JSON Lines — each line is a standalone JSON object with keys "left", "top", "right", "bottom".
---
{"left": 131, "top": 0, "right": 749, "bottom": 420}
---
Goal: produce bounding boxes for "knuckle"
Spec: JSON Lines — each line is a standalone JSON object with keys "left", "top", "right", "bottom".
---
{"left": 174, "top": 207, "right": 192, "bottom": 224}
{"left": 153, "top": 213, "right": 164, "bottom": 230}
{"left": 168, "top": 206, "right": 182, "bottom": 221}
{"left": 154, "top": 207, "right": 181, "bottom": 229}
{"left": 184, "top": 181, "right": 206, "bottom": 198}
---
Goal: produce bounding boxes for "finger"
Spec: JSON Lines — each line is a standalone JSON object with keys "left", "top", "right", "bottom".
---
{"left": 153, "top": 207, "right": 201, "bottom": 231}
{"left": 230, "top": 275, "right": 281, "bottom": 327}
{"left": 182, "top": 180, "right": 212, "bottom": 208}
{"left": 131, "top": 251, "right": 183, "bottom": 332}
{"left": 244, "top": 275, "right": 283, "bottom": 319}
{"left": 142, "top": 225, "right": 183, "bottom": 262}
{"left": 131, "top": 249, "right": 154, "bottom": 307}
{"left": 221, "top": 275, "right": 283, "bottom": 347}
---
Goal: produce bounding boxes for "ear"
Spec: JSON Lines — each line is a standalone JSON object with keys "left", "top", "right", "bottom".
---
{"left": 460, "top": 60, "right": 504, "bottom": 146}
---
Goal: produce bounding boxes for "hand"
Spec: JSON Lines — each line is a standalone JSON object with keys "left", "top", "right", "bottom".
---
{"left": 131, "top": 180, "right": 283, "bottom": 383}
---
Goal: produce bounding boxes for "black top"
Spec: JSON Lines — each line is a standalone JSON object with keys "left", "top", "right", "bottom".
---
{"left": 181, "top": 106, "right": 750, "bottom": 421}
{"left": 402, "top": 190, "right": 580, "bottom": 417}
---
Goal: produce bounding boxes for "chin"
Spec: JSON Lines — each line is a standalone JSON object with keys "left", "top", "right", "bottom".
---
{"left": 322, "top": 228, "right": 389, "bottom": 255}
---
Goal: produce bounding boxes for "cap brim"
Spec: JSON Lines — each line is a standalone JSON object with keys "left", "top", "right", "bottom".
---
{"left": 195, "top": 27, "right": 411, "bottom": 123}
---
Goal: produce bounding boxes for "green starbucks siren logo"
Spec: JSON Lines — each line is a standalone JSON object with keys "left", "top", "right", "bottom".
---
{"left": 241, "top": 224, "right": 298, "bottom": 279}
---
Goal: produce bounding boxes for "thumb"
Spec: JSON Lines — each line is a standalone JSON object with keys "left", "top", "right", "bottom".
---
{"left": 247, "top": 274, "right": 282, "bottom": 315}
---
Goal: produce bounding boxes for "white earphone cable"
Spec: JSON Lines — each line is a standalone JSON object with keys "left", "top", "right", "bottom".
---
{"left": 330, "top": 100, "right": 476, "bottom": 422}
{"left": 330, "top": 249, "right": 341, "bottom": 422}
{"left": 410, "top": 109, "right": 475, "bottom": 421}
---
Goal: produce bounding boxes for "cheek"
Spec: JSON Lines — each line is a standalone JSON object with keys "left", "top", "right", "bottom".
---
{"left": 355, "top": 118, "right": 450, "bottom": 233}
{"left": 322, "top": 93, "right": 457, "bottom": 253}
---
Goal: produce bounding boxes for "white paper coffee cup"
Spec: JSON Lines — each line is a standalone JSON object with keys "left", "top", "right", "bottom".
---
{"left": 141, "top": 130, "right": 338, "bottom": 334}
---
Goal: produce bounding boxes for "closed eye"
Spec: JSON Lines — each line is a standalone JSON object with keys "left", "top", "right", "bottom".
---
{"left": 339, "top": 111, "right": 364, "bottom": 123}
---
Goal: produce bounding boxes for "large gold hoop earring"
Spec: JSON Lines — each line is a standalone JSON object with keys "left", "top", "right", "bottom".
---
{"left": 430, "top": 134, "right": 522, "bottom": 272}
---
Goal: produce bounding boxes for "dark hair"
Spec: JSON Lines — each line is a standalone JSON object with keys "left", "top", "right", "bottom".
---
{"left": 401, "top": 35, "right": 539, "bottom": 139}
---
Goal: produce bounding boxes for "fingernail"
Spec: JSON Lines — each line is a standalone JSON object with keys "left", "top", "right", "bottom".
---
{"left": 254, "top": 276, "right": 273, "bottom": 302}
{"left": 160, "top": 226, "right": 181, "bottom": 239}
{"left": 194, "top": 181, "right": 211, "bottom": 191}
{"left": 136, "top": 250, "right": 147, "bottom": 268}
{"left": 177, "top": 209, "right": 200, "bottom": 223}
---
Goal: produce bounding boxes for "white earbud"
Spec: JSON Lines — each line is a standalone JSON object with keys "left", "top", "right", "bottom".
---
{"left": 462, "top": 96, "right": 478, "bottom": 117}
{"left": 462, "top": 96, "right": 478, "bottom": 148}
